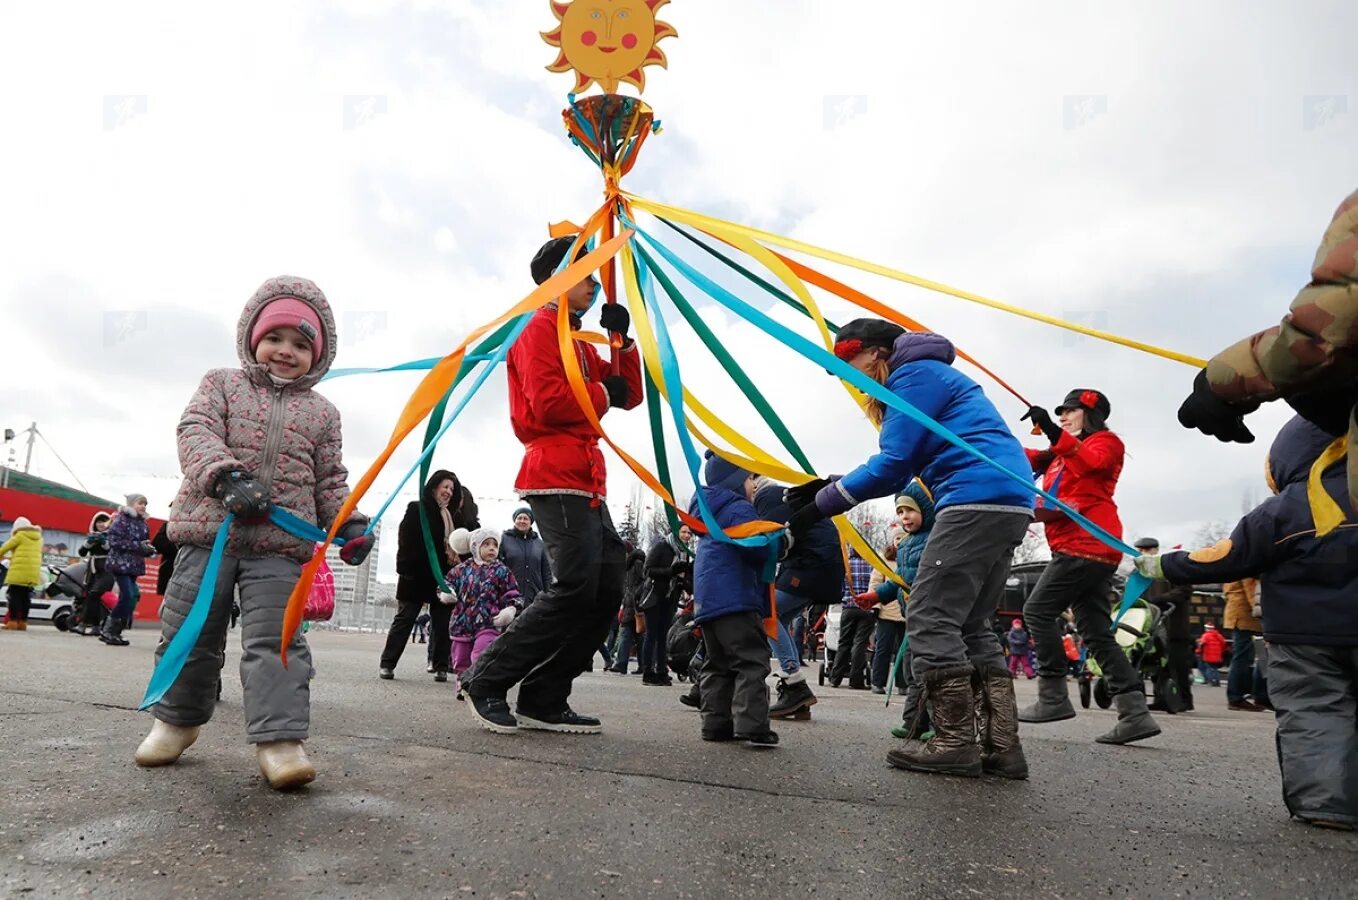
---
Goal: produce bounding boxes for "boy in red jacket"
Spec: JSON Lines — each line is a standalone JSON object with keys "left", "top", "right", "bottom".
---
{"left": 462, "top": 235, "right": 643, "bottom": 735}
{"left": 1196, "top": 623, "right": 1226, "bottom": 687}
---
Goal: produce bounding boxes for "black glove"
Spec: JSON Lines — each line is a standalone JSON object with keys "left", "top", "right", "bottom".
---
{"left": 213, "top": 470, "right": 271, "bottom": 519}
{"left": 785, "top": 501, "right": 825, "bottom": 538}
{"left": 603, "top": 375, "right": 630, "bottom": 408}
{"left": 784, "top": 477, "right": 832, "bottom": 509}
{"left": 1177, "top": 369, "right": 1258, "bottom": 444}
{"left": 599, "top": 303, "right": 630, "bottom": 337}
{"left": 1022, "top": 406, "right": 1063, "bottom": 444}
{"left": 338, "top": 522, "right": 373, "bottom": 566}
{"left": 139, "top": 540, "right": 157, "bottom": 557}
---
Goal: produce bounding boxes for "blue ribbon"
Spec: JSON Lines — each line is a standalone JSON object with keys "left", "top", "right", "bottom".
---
{"left": 324, "top": 355, "right": 501, "bottom": 381}
{"left": 628, "top": 220, "right": 1151, "bottom": 622}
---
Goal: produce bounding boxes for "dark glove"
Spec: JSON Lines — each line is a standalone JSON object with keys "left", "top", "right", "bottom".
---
{"left": 213, "top": 470, "right": 271, "bottom": 519}
{"left": 784, "top": 477, "right": 833, "bottom": 509}
{"left": 139, "top": 541, "right": 157, "bottom": 557}
{"left": 599, "top": 302, "right": 630, "bottom": 337}
{"left": 603, "top": 375, "right": 630, "bottom": 408}
{"left": 1177, "top": 369, "right": 1258, "bottom": 443}
{"left": 1021, "top": 406, "right": 1063, "bottom": 444}
{"left": 786, "top": 501, "right": 825, "bottom": 538}
{"left": 338, "top": 522, "right": 373, "bottom": 567}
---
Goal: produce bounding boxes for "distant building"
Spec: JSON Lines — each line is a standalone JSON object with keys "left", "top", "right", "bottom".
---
{"left": 324, "top": 521, "right": 388, "bottom": 631}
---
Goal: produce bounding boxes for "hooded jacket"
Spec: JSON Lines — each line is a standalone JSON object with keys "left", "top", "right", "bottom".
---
{"left": 167, "top": 277, "right": 366, "bottom": 562}
{"left": 753, "top": 479, "right": 844, "bottom": 601}
{"left": 1204, "top": 189, "right": 1358, "bottom": 512}
{"left": 1027, "top": 429, "right": 1125, "bottom": 564}
{"left": 644, "top": 533, "right": 694, "bottom": 611}
{"left": 1160, "top": 416, "right": 1358, "bottom": 646}
{"left": 446, "top": 529, "right": 521, "bottom": 638}
{"left": 622, "top": 548, "right": 648, "bottom": 617}
{"left": 874, "top": 480, "right": 937, "bottom": 607}
{"left": 1197, "top": 628, "right": 1227, "bottom": 665}
{"left": 689, "top": 488, "right": 778, "bottom": 625}
{"left": 824, "top": 333, "right": 1035, "bottom": 516}
{"left": 106, "top": 506, "right": 154, "bottom": 576}
{"left": 499, "top": 522, "right": 553, "bottom": 604}
{"left": 79, "top": 512, "right": 112, "bottom": 571}
{"left": 508, "top": 304, "right": 644, "bottom": 499}
{"left": 396, "top": 470, "right": 479, "bottom": 602}
{"left": 0, "top": 519, "right": 43, "bottom": 587}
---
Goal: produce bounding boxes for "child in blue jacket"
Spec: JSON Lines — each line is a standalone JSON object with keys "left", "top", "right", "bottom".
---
{"left": 692, "top": 451, "right": 788, "bottom": 748}
{"left": 1137, "top": 416, "right": 1358, "bottom": 831}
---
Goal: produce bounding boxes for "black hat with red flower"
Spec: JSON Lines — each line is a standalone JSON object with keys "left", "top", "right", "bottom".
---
{"left": 1055, "top": 388, "right": 1111, "bottom": 431}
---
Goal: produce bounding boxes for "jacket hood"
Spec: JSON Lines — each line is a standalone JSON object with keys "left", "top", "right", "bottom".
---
{"left": 1266, "top": 416, "right": 1342, "bottom": 492}
{"left": 1312, "top": 189, "right": 1358, "bottom": 285}
{"left": 88, "top": 511, "right": 112, "bottom": 532}
{"left": 887, "top": 332, "right": 957, "bottom": 371}
{"left": 237, "top": 276, "right": 338, "bottom": 390}
{"left": 900, "top": 479, "right": 937, "bottom": 532}
{"left": 10, "top": 517, "right": 39, "bottom": 534}
{"left": 467, "top": 527, "right": 499, "bottom": 562}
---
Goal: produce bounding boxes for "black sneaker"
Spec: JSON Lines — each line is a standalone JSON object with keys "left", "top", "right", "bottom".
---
{"left": 735, "top": 730, "right": 779, "bottom": 748}
{"left": 379, "top": 668, "right": 395, "bottom": 680}
{"left": 702, "top": 724, "right": 736, "bottom": 742}
{"left": 466, "top": 694, "right": 518, "bottom": 734}
{"left": 679, "top": 686, "right": 701, "bottom": 708}
{"left": 515, "top": 706, "right": 603, "bottom": 735}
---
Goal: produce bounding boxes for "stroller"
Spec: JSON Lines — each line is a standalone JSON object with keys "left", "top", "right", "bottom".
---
{"left": 44, "top": 561, "right": 115, "bottom": 633}
{"left": 1078, "top": 597, "right": 1176, "bottom": 710}
{"left": 667, "top": 614, "right": 701, "bottom": 682}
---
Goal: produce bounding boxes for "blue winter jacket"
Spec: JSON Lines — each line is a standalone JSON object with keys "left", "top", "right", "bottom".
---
{"left": 753, "top": 481, "right": 843, "bottom": 601}
{"left": 1161, "top": 417, "right": 1358, "bottom": 646}
{"left": 689, "top": 488, "right": 777, "bottom": 626}
{"left": 875, "top": 480, "right": 936, "bottom": 607}
{"left": 832, "top": 333, "right": 1034, "bottom": 514}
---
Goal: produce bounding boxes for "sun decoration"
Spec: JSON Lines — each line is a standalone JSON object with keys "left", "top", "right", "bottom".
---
{"left": 543, "top": 0, "right": 678, "bottom": 95}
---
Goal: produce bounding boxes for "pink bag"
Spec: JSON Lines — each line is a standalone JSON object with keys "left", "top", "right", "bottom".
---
{"left": 304, "top": 559, "right": 336, "bottom": 621}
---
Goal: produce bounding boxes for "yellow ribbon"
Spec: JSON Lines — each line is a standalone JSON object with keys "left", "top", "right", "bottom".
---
{"left": 1309, "top": 437, "right": 1348, "bottom": 537}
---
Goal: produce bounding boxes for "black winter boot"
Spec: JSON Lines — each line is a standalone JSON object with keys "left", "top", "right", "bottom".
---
{"left": 1095, "top": 690, "right": 1161, "bottom": 745}
{"left": 768, "top": 678, "right": 817, "bottom": 720}
{"left": 1017, "top": 675, "right": 1075, "bottom": 723}
{"left": 99, "top": 615, "right": 129, "bottom": 646}
{"left": 886, "top": 666, "right": 982, "bottom": 777}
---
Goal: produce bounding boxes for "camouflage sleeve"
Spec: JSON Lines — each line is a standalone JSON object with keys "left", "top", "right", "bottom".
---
{"left": 1206, "top": 191, "right": 1358, "bottom": 403}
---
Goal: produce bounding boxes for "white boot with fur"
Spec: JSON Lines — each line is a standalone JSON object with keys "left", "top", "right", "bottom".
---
{"left": 256, "top": 740, "right": 316, "bottom": 790}
{"left": 134, "top": 720, "right": 201, "bottom": 767}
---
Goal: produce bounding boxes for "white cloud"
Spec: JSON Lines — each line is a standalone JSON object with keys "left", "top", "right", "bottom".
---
{"left": 2, "top": 1, "right": 1355, "bottom": 581}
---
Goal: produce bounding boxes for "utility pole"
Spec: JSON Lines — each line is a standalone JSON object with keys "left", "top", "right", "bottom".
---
{"left": 23, "top": 422, "right": 36, "bottom": 474}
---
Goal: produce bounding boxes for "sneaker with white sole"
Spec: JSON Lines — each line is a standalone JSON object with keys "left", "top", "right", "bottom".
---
{"left": 466, "top": 694, "right": 518, "bottom": 734}
{"left": 514, "top": 706, "right": 603, "bottom": 735}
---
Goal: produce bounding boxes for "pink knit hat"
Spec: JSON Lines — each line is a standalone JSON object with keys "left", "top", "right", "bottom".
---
{"left": 250, "top": 297, "right": 324, "bottom": 358}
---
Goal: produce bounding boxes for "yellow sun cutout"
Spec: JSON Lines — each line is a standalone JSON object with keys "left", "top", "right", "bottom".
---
{"left": 543, "top": 0, "right": 678, "bottom": 95}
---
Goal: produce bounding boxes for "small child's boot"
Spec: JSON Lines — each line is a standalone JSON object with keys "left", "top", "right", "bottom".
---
{"left": 135, "top": 720, "right": 200, "bottom": 767}
{"left": 256, "top": 740, "right": 315, "bottom": 790}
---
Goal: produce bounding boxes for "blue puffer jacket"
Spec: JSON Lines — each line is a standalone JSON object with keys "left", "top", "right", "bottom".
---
{"left": 875, "top": 480, "right": 936, "bottom": 607}
{"left": 753, "top": 481, "right": 843, "bottom": 601}
{"left": 1160, "top": 417, "right": 1358, "bottom": 646}
{"left": 830, "top": 333, "right": 1034, "bottom": 514}
{"left": 690, "top": 488, "right": 777, "bottom": 626}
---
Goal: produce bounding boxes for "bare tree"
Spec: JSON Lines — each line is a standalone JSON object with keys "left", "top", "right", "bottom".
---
{"left": 846, "top": 499, "right": 896, "bottom": 554}
{"left": 1012, "top": 525, "right": 1050, "bottom": 565}
{"left": 1192, "top": 520, "right": 1233, "bottom": 549}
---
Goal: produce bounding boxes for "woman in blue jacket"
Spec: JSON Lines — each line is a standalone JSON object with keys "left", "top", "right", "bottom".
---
{"left": 786, "top": 318, "right": 1035, "bottom": 780}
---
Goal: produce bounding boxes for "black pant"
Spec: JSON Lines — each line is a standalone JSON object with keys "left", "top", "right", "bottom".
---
{"left": 1167, "top": 639, "right": 1195, "bottom": 708}
{"left": 642, "top": 602, "right": 676, "bottom": 676}
{"left": 871, "top": 619, "right": 907, "bottom": 690}
{"left": 7, "top": 585, "right": 33, "bottom": 621}
{"left": 1024, "top": 553, "right": 1140, "bottom": 696}
{"left": 463, "top": 494, "right": 625, "bottom": 713}
{"left": 831, "top": 606, "right": 874, "bottom": 687}
{"left": 381, "top": 596, "right": 451, "bottom": 673}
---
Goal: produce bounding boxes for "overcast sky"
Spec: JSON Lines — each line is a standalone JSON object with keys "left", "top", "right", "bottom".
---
{"left": 2, "top": 1, "right": 1355, "bottom": 580}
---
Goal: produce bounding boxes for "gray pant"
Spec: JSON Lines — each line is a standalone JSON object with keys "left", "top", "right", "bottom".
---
{"left": 1024, "top": 553, "right": 1139, "bottom": 696}
{"left": 907, "top": 507, "right": 1030, "bottom": 679}
{"left": 152, "top": 546, "right": 312, "bottom": 743}
{"left": 699, "top": 611, "right": 771, "bottom": 735}
{"left": 1269, "top": 643, "right": 1358, "bottom": 826}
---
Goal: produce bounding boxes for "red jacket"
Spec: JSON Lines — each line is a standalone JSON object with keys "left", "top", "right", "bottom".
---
{"left": 508, "top": 305, "right": 643, "bottom": 499}
{"left": 1026, "top": 430, "right": 1124, "bottom": 564}
{"left": 1197, "top": 628, "right": 1227, "bottom": 665}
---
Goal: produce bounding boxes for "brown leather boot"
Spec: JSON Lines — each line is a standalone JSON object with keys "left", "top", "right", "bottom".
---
{"left": 886, "top": 665, "right": 981, "bottom": 777}
{"left": 977, "top": 665, "right": 1029, "bottom": 780}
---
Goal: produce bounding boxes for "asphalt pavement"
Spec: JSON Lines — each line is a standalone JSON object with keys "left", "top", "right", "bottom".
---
{"left": 1, "top": 625, "right": 1354, "bottom": 899}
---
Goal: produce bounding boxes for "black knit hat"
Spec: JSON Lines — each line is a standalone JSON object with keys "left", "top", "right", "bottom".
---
{"left": 833, "top": 318, "right": 907, "bottom": 360}
{"left": 531, "top": 236, "right": 586, "bottom": 285}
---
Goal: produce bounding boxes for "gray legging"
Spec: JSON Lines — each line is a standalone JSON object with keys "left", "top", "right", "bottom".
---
{"left": 1023, "top": 552, "right": 1140, "bottom": 696}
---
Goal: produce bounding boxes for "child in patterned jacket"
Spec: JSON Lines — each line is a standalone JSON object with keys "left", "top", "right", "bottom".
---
{"left": 445, "top": 529, "right": 522, "bottom": 692}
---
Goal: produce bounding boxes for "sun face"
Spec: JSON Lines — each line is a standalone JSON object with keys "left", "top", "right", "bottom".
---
{"left": 543, "top": 0, "right": 677, "bottom": 95}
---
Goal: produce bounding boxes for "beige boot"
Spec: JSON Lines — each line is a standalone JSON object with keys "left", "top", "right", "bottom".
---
{"left": 135, "top": 720, "right": 200, "bottom": 767}
{"left": 256, "top": 740, "right": 315, "bottom": 790}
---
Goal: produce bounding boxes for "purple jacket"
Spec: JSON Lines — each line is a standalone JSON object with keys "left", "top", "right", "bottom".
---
{"left": 166, "top": 276, "right": 366, "bottom": 562}
{"left": 446, "top": 560, "right": 521, "bottom": 638}
{"left": 106, "top": 508, "right": 152, "bottom": 576}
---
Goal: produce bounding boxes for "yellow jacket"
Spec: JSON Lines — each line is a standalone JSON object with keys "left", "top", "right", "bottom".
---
{"left": 1222, "top": 578, "right": 1262, "bottom": 632}
{"left": 0, "top": 523, "right": 44, "bottom": 588}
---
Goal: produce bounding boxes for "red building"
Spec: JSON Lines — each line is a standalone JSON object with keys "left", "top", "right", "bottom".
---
{"left": 1, "top": 469, "right": 166, "bottom": 621}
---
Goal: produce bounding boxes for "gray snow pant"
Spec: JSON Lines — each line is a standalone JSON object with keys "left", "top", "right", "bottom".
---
{"left": 1268, "top": 643, "right": 1358, "bottom": 827}
{"left": 152, "top": 546, "right": 312, "bottom": 743}
{"left": 907, "top": 507, "right": 1030, "bottom": 680}
{"left": 699, "top": 611, "right": 771, "bottom": 735}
